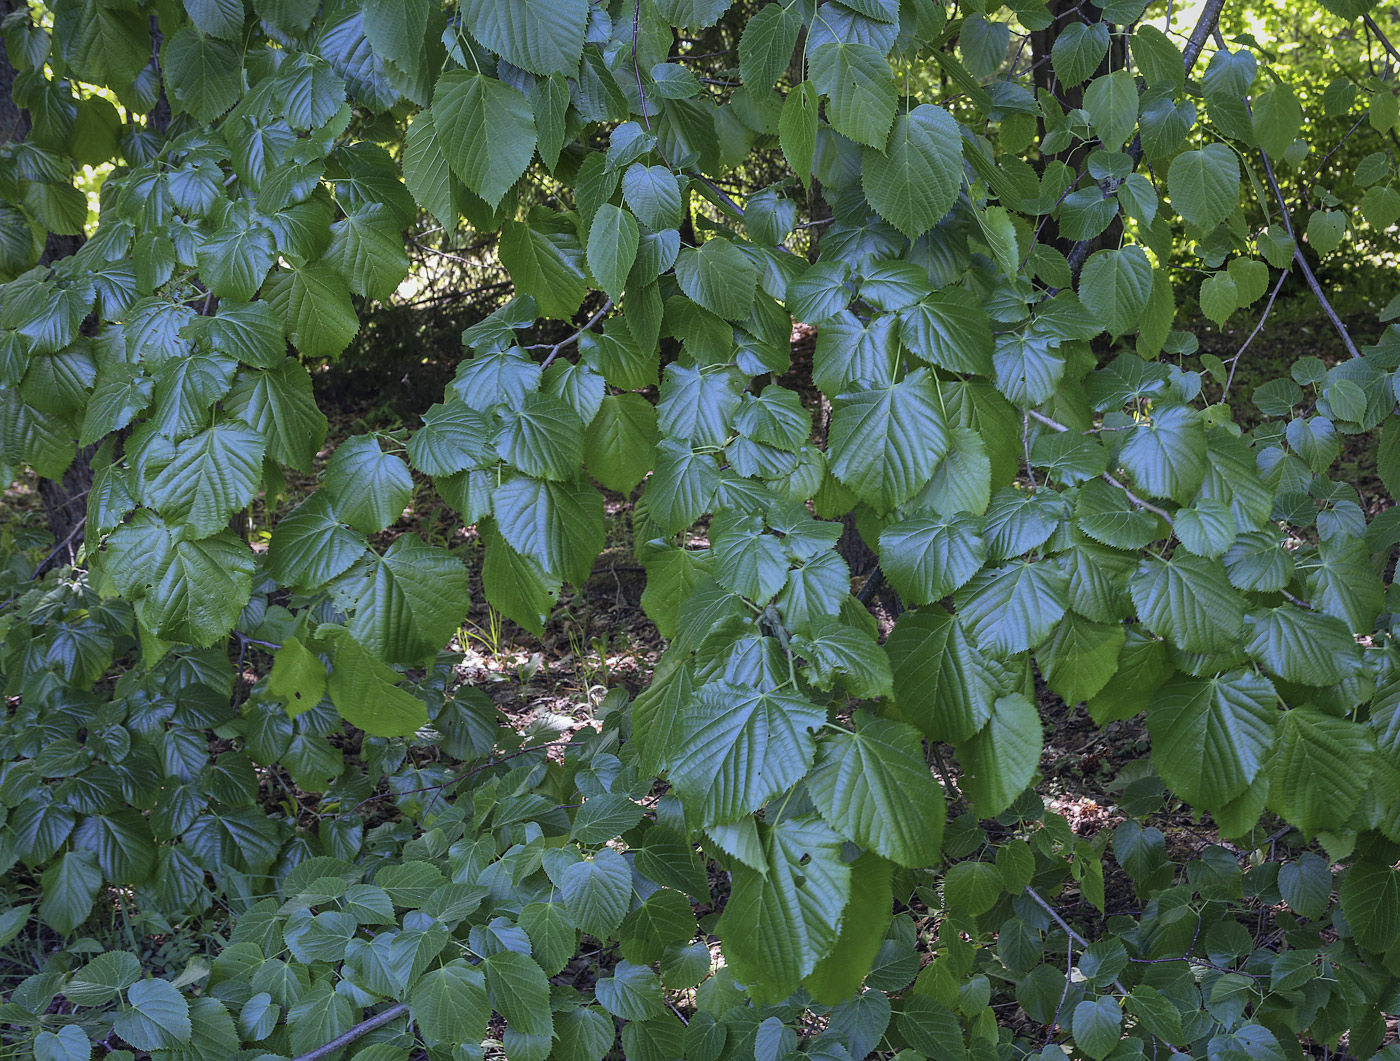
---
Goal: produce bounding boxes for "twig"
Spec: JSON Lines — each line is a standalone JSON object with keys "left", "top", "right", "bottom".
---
{"left": 1222, "top": 264, "right": 1291, "bottom": 400}
{"left": 291, "top": 1003, "right": 409, "bottom": 1061}
{"left": 633, "top": 0, "right": 651, "bottom": 130}
{"left": 233, "top": 631, "right": 283, "bottom": 651}
{"left": 1103, "top": 473, "right": 1175, "bottom": 527}
{"left": 30, "top": 522, "right": 85, "bottom": 579}
{"left": 1256, "top": 149, "right": 1361, "bottom": 359}
{"left": 688, "top": 172, "right": 746, "bottom": 222}
{"left": 1024, "top": 886, "right": 1130, "bottom": 996}
{"left": 1047, "top": 0, "right": 1227, "bottom": 290}
{"left": 1363, "top": 13, "right": 1400, "bottom": 64}
{"left": 540, "top": 299, "right": 612, "bottom": 369}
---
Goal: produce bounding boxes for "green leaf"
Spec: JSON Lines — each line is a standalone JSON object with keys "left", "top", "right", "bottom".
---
{"left": 322, "top": 628, "right": 429, "bottom": 737}
{"left": 326, "top": 205, "right": 410, "bottom": 301}
{"left": 433, "top": 71, "right": 537, "bottom": 208}
{"left": 163, "top": 28, "right": 242, "bottom": 123}
{"left": 1072, "top": 997, "right": 1121, "bottom": 1061}
{"left": 675, "top": 238, "right": 759, "bottom": 321}
{"left": 1131, "top": 26, "right": 1184, "bottom": 91}
{"left": 715, "top": 816, "right": 850, "bottom": 1004}
{"left": 959, "top": 694, "right": 1042, "bottom": 817}
{"left": 805, "top": 853, "right": 894, "bottom": 1004}
{"left": 1083, "top": 70, "right": 1138, "bottom": 148}
{"left": 483, "top": 951, "right": 553, "bottom": 1039}
{"left": 35, "top": 1026, "right": 89, "bottom": 1061}
{"left": 323, "top": 435, "right": 413, "bottom": 535}
{"left": 495, "top": 392, "right": 585, "bottom": 481}
{"left": 1277, "top": 852, "right": 1332, "bottom": 919}
{"left": 146, "top": 422, "right": 266, "bottom": 538}
{"left": 709, "top": 511, "right": 787, "bottom": 601}
{"left": 1244, "top": 605, "right": 1360, "bottom": 685}
{"left": 1340, "top": 861, "right": 1400, "bottom": 952}
{"left": 1118, "top": 405, "right": 1207, "bottom": 501}
{"left": 655, "top": 0, "right": 733, "bottom": 28}
{"left": 860, "top": 104, "right": 963, "bottom": 240}
{"left": 808, "top": 714, "right": 945, "bottom": 867}
{"left": 493, "top": 475, "right": 603, "bottom": 585}
{"left": 266, "top": 637, "right": 328, "bottom": 716}
{"left": 954, "top": 561, "right": 1068, "bottom": 655}
{"left": 740, "top": 2, "right": 802, "bottom": 90}
{"left": 1269, "top": 709, "right": 1373, "bottom": 836}
{"left": 197, "top": 226, "right": 275, "bottom": 302}
{"left": 1168, "top": 143, "right": 1240, "bottom": 230}
{"left": 102, "top": 515, "right": 253, "bottom": 646}
{"left": 792, "top": 616, "right": 893, "bottom": 698}
{"left": 1035, "top": 612, "right": 1125, "bottom": 705}
{"left": 223, "top": 361, "right": 327, "bottom": 475}
{"left": 779, "top": 82, "right": 819, "bottom": 185}
{"left": 899, "top": 997, "right": 965, "bottom": 1061}
{"left": 1252, "top": 82, "right": 1303, "bottom": 158}
{"left": 1053, "top": 22, "right": 1110, "bottom": 87}
{"left": 886, "top": 608, "right": 995, "bottom": 743}
{"left": 829, "top": 374, "right": 948, "bottom": 513}
{"left": 560, "top": 847, "right": 633, "bottom": 939}
{"left": 498, "top": 219, "right": 588, "bottom": 319}
{"left": 596, "top": 961, "right": 665, "bottom": 1021}
{"left": 187, "top": 0, "right": 244, "bottom": 39}
{"left": 520, "top": 902, "right": 579, "bottom": 975}
{"left": 621, "top": 164, "right": 684, "bottom": 230}
{"left": 1078, "top": 246, "right": 1152, "bottom": 337}
{"left": 879, "top": 514, "right": 986, "bottom": 605}
{"left": 618, "top": 890, "right": 696, "bottom": 966}
{"left": 899, "top": 291, "right": 994, "bottom": 375}
{"left": 269, "top": 492, "right": 367, "bottom": 590}
{"left": 809, "top": 42, "right": 896, "bottom": 150}
{"left": 410, "top": 961, "right": 489, "bottom": 1046}
{"left": 407, "top": 400, "right": 493, "bottom": 477}
{"left": 481, "top": 519, "right": 561, "bottom": 636}
{"left": 944, "top": 860, "right": 1003, "bottom": 917}
{"left": 263, "top": 262, "right": 360, "bottom": 359}
{"left": 668, "top": 681, "right": 825, "bottom": 824}
{"left": 349, "top": 536, "right": 472, "bottom": 665}
{"left": 39, "top": 850, "right": 101, "bottom": 935}
{"left": 587, "top": 204, "right": 639, "bottom": 303}
{"left": 64, "top": 951, "right": 141, "bottom": 1006}
{"left": 403, "top": 109, "right": 467, "bottom": 233}
{"left": 1127, "top": 985, "right": 1185, "bottom": 1046}
{"left": 462, "top": 0, "right": 588, "bottom": 75}
{"left": 1128, "top": 555, "right": 1245, "bottom": 653}
{"left": 1146, "top": 671, "right": 1277, "bottom": 810}
{"left": 113, "top": 980, "right": 190, "bottom": 1051}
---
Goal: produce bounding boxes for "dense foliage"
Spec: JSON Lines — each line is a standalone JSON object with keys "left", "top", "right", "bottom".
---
{"left": 1, "top": 0, "right": 1400, "bottom": 1059}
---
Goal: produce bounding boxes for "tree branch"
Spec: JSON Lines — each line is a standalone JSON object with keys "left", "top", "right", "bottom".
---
{"left": 539, "top": 299, "right": 613, "bottom": 369}
{"left": 1257, "top": 148, "right": 1362, "bottom": 359}
{"left": 291, "top": 1003, "right": 409, "bottom": 1061}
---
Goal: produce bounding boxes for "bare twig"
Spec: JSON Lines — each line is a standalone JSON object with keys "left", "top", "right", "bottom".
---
{"left": 1103, "top": 472, "right": 1176, "bottom": 527}
{"left": 540, "top": 299, "right": 613, "bottom": 369}
{"left": 291, "top": 1003, "right": 409, "bottom": 1061}
{"left": 1257, "top": 149, "right": 1362, "bottom": 359}
{"left": 1024, "top": 886, "right": 1130, "bottom": 996}
{"left": 1222, "top": 264, "right": 1292, "bottom": 400}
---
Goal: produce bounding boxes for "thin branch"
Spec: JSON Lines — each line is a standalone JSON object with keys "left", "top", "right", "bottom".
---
{"left": 1257, "top": 149, "right": 1362, "bottom": 359}
{"left": 291, "top": 1003, "right": 409, "bottom": 1061}
{"left": 1363, "top": 12, "right": 1400, "bottom": 64}
{"left": 1024, "top": 886, "right": 1130, "bottom": 996}
{"left": 1222, "top": 264, "right": 1292, "bottom": 400}
{"left": 688, "top": 172, "right": 746, "bottom": 222}
{"left": 540, "top": 299, "right": 613, "bottom": 369}
{"left": 1181, "top": 0, "right": 1228, "bottom": 72}
{"left": 1103, "top": 472, "right": 1176, "bottom": 527}
{"left": 633, "top": 0, "right": 651, "bottom": 131}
